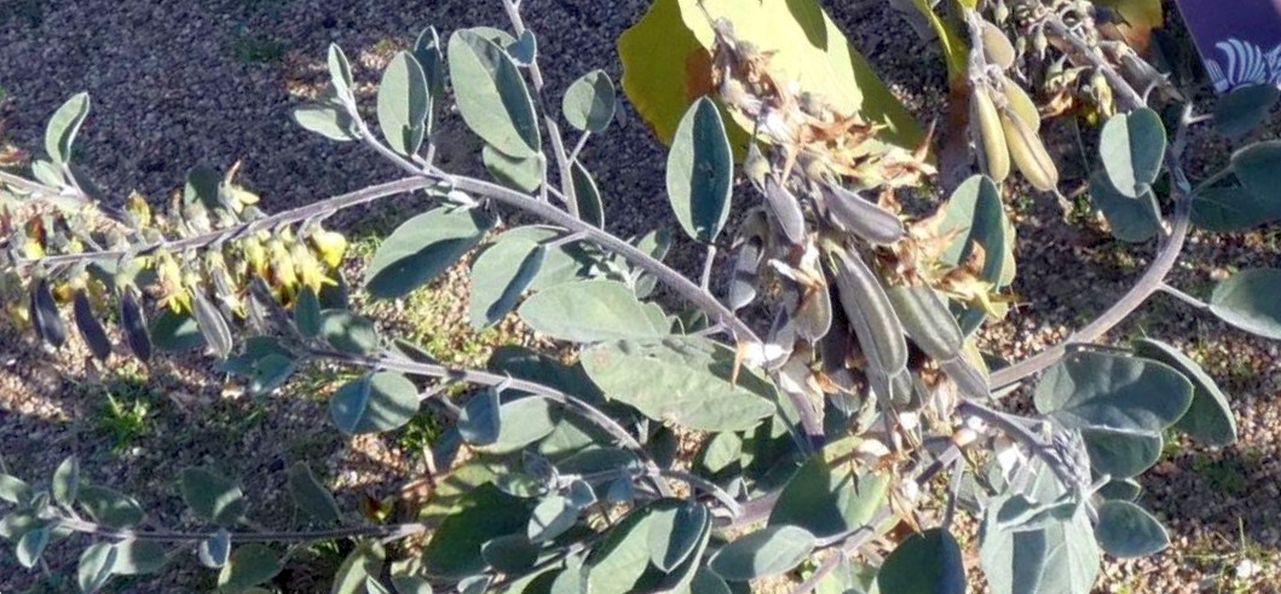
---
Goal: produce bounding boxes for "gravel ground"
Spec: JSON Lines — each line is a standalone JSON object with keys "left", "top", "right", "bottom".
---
{"left": 1, "top": 0, "right": 1279, "bottom": 592}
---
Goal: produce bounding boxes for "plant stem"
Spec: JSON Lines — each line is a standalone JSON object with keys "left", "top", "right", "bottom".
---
{"left": 1159, "top": 282, "right": 1209, "bottom": 309}
{"left": 53, "top": 517, "right": 427, "bottom": 544}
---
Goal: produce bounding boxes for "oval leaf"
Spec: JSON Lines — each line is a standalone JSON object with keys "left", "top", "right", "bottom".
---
{"left": 518, "top": 279, "right": 666, "bottom": 343}
{"left": 377, "top": 52, "right": 431, "bottom": 156}
{"left": 45, "top": 92, "right": 91, "bottom": 163}
{"left": 1210, "top": 268, "right": 1281, "bottom": 340}
{"left": 329, "top": 372, "right": 420, "bottom": 435}
{"left": 1132, "top": 338, "right": 1237, "bottom": 446}
{"left": 1094, "top": 500, "right": 1169, "bottom": 558}
{"left": 1099, "top": 108, "right": 1166, "bottom": 198}
{"left": 877, "top": 528, "right": 966, "bottom": 594}
{"left": 448, "top": 29, "right": 541, "bottom": 157}
{"left": 708, "top": 524, "right": 815, "bottom": 581}
{"left": 218, "top": 544, "right": 283, "bottom": 593}
{"left": 563, "top": 70, "right": 616, "bottom": 133}
{"left": 1215, "top": 83, "right": 1279, "bottom": 139}
{"left": 180, "top": 467, "right": 247, "bottom": 526}
{"left": 286, "top": 462, "right": 341, "bottom": 524}
{"left": 666, "top": 97, "right": 732, "bottom": 242}
{"left": 367, "top": 207, "right": 494, "bottom": 299}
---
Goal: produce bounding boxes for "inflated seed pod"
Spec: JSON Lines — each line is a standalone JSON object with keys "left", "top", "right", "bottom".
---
{"left": 828, "top": 247, "right": 907, "bottom": 377}
{"left": 727, "top": 235, "right": 763, "bottom": 311}
{"left": 972, "top": 86, "right": 1011, "bottom": 183}
{"left": 192, "top": 291, "right": 233, "bottom": 359}
{"left": 73, "top": 290, "right": 112, "bottom": 360}
{"left": 885, "top": 285, "right": 991, "bottom": 399}
{"left": 821, "top": 182, "right": 906, "bottom": 245}
{"left": 1000, "top": 108, "right": 1058, "bottom": 192}
{"left": 29, "top": 278, "right": 66, "bottom": 348}
{"left": 1000, "top": 76, "right": 1041, "bottom": 132}
{"left": 981, "top": 21, "right": 1017, "bottom": 70}
{"left": 794, "top": 285, "right": 833, "bottom": 343}
{"left": 120, "top": 288, "right": 152, "bottom": 362}
{"left": 762, "top": 177, "right": 807, "bottom": 245}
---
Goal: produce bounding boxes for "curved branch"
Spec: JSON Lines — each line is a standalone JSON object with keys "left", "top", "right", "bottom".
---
{"left": 54, "top": 517, "right": 426, "bottom": 544}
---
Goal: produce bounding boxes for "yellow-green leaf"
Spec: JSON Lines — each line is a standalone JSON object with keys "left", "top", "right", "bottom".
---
{"left": 618, "top": 0, "right": 922, "bottom": 150}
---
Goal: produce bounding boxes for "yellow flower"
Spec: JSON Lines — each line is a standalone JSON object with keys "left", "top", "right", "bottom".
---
{"left": 309, "top": 228, "right": 349, "bottom": 269}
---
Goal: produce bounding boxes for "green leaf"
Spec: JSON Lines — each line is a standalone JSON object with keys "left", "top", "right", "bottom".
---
{"left": 482, "top": 145, "right": 543, "bottom": 193}
{"left": 581, "top": 336, "right": 776, "bottom": 431}
{"left": 458, "top": 387, "right": 502, "bottom": 446}
{"left": 218, "top": 544, "right": 282, "bottom": 593}
{"left": 1210, "top": 268, "right": 1281, "bottom": 339}
{"left": 482, "top": 534, "right": 540, "bottom": 573}
{"left": 666, "top": 97, "right": 732, "bottom": 243}
{"left": 527, "top": 495, "right": 577, "bottom": 542}
{"left": 377, "top": 52, "right": 431, "bottom": 156}
{"left": 330, "top": 372, "right": 420, "bottom": 435}
{"left": 293, "top": 104, "right": 359, "bottom": 141}
{"left": 1035, "top": 350, "right": 1192, "bottom": 478}
{"left": 192, "top": 293, "right": 233, "bottom": 359}
{"left": 936, "top": 175, "right": 1015, "bottom": 332}
{"left": 1094, "top": 500, "right": 1169, "bottom": 558}
{"left": 585, "top": 505, "right": 661, "bottom": 594}
{"left": 180, "top": 467, "right": 247, "bottom": 526}
{"left": 78, "top": 542, "right": 117, "bottom": 594}
{"left": 1132, "top": 338, "right": 1237, "bottom": 446}
{"left": 422, "top": 484, "right": 532, "bottom": 579}
{"left": 150, "top": 309, "right": 205, "bottom": 352}
{"left": 708, "top": 524, "right": 816, "bottom": 581}
{"left": 413, "top": 27, "right": 446, "bottom": 117}
{"left": 1215, "top": 83, "right": 1279, "bottom": 139}
{"left": 618, "top": 0, "right": 922, "bottom": 150}
{"left": 571, "top": 161, "right": 605, "bottom": 228}
{"left": 518, "top": 279, "right": 666, "bottom": 342}
{"left": 78, "top": 485, "right": 145, "bottom": 529}
{"left": 647, "top": 502, "right": 709, "bottom": 572}
{"left": 332, "top": 541, "right": 386, "bottom": 594}
{"left": 367, "top": 207, "right": 494, "bottom": 299}
{"left": 470, "top": 235, "right": 548, "bottom": 328}
{"left": 16, "top": 524, "right": 50, "bottom": 568}
{"left": 1089, "top": 171, "right": 1161, "bottom": 243}
{"left": 979, "top": 495, "right": 1099, "bottom": 594}
{"left": 1232, "top": 141, "right": 1281, "bottom": 206}
{"left": 1097, "top": 478, "right": 1143, "bottom": 501}
{"left": 199, "top": 529, "right": 232, "bottom": 568}
{"left": 319, "top": 309, "right": 380, "bottom": 356}
{"left": 45, "top": 92, "right": 91, "bottom": 163}
{"left": 563, "top": 70, "right": 616, "bottom": 133}
{"left": 286, "top": 462, "right": 341, "bottom": 524}
{"left": 480, "top": 396, "right": 559, "bottom": 454}
{"left": 877, "top": 528, "right": 966, "bottom": 594}
{"left": 109, "top": 539, "right": 169, "bottom": 575}
{"left": 769, "top": 441, "right": 890, "bottom": 538}
{"left": 294, "top": 287, "right": 322, "bottom": 338}
{"left": 448, "top": 29, "right": 541, "bottom": 158}
{"left": 488, "top": 344, "right": 604, "bottom": 403}
{"left": 327, "top": 44, "right": 354, "bottom": 100}
{"left": 391, "top": 557, "right": 435, "bottom": 594}
{"left": 1189, "top": 185, "right": 1281, "bottom": 231}
{"left": 0, "top": 473, "right": 33, "bottom": 505}
{"left": 1099, "top": 108, "right": 1166, "bottom": 198}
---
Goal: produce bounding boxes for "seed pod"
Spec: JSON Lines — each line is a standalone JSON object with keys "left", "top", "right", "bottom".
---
{"left": 794, "top": 285, "right": 833, "bottom": 343}
{"left": 29, "top": 278, "right": 66, "bottom": 348}
{"left": 940, "top": 358, "right": 991, "bottom": 401}
{"left": 761, "top": 178, "right": 806, "bottom": 245}
{"left": 972, "top": 86, "right": 1011, "bottom": 183}
{"left": 821, "top": 182, "right": 906, "bottom": 245}
{"left": 727, "top": 236, "right": 763, "bottom": 311}
{"left": 828, "top": 247, "right": 907, "bottom": 376}
{"left": 1000, "top": 76, "right": 1041, "bottom": 132}
{"left": 981, "top": 21, "right": 1016, "bottom": 70}
{"left": 1000, "top": 108, "right": 1058, "bottom": 192}
{"left": 73, "top": 290, "right": 112, "bottom": 360}
{"left": 120, "top": 288, "right": 152, "bottom": 362}
{"left": 192, "top": 291, "right": 233, "bottom": 359}
{"left": 885, "top": 285, "right": 962, "bottom": 361}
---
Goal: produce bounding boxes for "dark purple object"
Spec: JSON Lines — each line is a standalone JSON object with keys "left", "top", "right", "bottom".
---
{"left": 1174, "top": 0, "right": 1281, "bottom": 92}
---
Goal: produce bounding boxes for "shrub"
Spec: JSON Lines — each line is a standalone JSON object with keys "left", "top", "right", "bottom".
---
{"left": 1, "top": 0, "right": 1279, "bottom": 592}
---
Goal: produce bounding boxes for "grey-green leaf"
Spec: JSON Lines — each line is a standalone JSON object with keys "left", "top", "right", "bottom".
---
{"left": 377, "top": 52, "right": 430, "bottom": 156}
{"left": 479, "top": 396, "right": 558, "bottom": 454}
{"left": 328, "top": 44, "right": 355, "bottom": 100}
{"left": 45, "top": 92, "right": 91, "bottom": 163}
{"left": 647, "top": 502, "right": 709, "bottom": 572}
{"left": 518, "top": 279, "right": 666, "bottom": 342}
{"left": 1132, "top": 338, "right": 1237, "bottom": 446}
{"left": 1190, "top": 185, "right": 1281, "bottom": 231}
{"left": 332, "top": 541, "right": 386, "bottom": 594}
{"left": 367, "top": 207, "right": 494, "bottom": 299}
{"left": 218, "top": 544, "right": 282, "bottom": 593}
{"left": 78, "top": 542, "right": 117, "bottom": 594}
{"left": 109, "top": 539, "right": 169, "bottom": 575}
{"left": 666, "top": 97, "right": 733, "bottom": 242}
{"left": 1215, "top": 83, "right": 1279, "bottom": 139}
{"left": 563, "top": 70, "right": 616, "bottom": 133}
{"left": 413, "top": 27, "right": 445, "bottom": 115}
{"left": 458, "top": 388, "right": 502, "bottom": 446}
{"left": 528, "top": 495, "right": 577, "bottom": 542}
{"left": 294, "top": 286, "right": 322, "bottom": 338}
{"left": 571, "top": 161, "right": 605, "bottom": 228}
{"left": 1033, "top": 350, "right": 1193, "bottom": 434}
{"left": 769, "top": 448, "right": 891, "bottom": 538}
{"left": 319, "top": 309, "right": 380, "bottom": 355}
{"left": 330, "top": 372, "right": 420, "bottom": 435}
{"left": 470, "top": 235, "right": 547, "bottom": 328}
{"left": 877, "top": 528, "right": 966, "bottom": 594}
{"left": 1094, "top": 500, "right": 1169, "bottom": 558}
{"left": 482, "top": 145, "right": 543, "bottom": 193}
{"left": 1089, "top": 171, "right": 1161, "bottom": 243}
{"left": 1099, "top": 108, "right": 1166, "bottom": 198}
{"left": 193, "top": 292, "right": 234, "bottom": 359}
{"left": 581, "top": 336, "right": 776, "bottom": 431}
{"left": 52, "top": 455, "right": 80, "bottom": 507}
{"left": 287, "top": 462, "right": 341, "bottom": 524}
{"left": 199, "top": 529, "right": 232, "bottom": 568}
{"left": 708, "top": 524, "right": 816, "bottom": 581}
{"left": 293, "top": 104, "right": 359, "bottom": 141}
{"left": 0, "top": 473, "right": 32, "bottom": 505}
{"left": 1231, "top": 140, "right": 1281, "bottom": 206}
{"left": 16, "top": 525, "right": 50, "bottom": 568}
{"left": 1209, "top": 268, "right": 1281, "bottom": 340}
{"left": 78, "top": 485, "right": 145, "bottom": 529}
{"left": 448, "top": 29, "right": 541, "bottom": 157}
{"left": 180, "top": 467, "right": 247, "bottom": 526}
